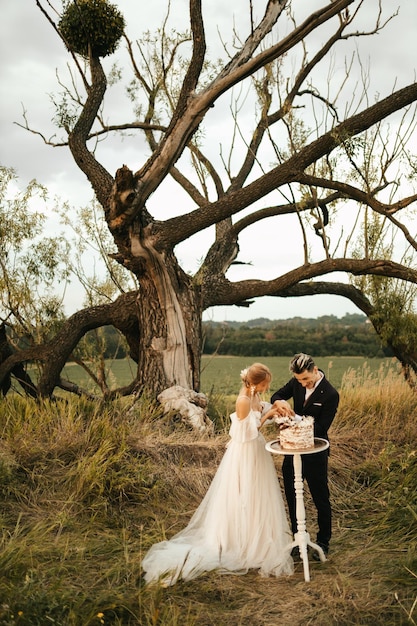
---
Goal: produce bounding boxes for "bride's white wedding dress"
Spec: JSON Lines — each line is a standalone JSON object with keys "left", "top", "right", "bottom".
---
{"left": 141, "top": 408, "right": 294, "bottom": 585}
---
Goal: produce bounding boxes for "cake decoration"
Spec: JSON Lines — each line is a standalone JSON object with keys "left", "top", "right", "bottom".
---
{"left": 276, "top": 415, "right": 314, "bottom": 450}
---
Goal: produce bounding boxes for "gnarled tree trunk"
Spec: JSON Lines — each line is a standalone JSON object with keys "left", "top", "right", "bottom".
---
{"left": 131, "top": 248, "right": 202, "bottom": 393}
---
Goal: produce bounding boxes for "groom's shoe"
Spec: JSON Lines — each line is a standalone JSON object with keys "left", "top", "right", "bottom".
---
{"left": 291, "top": 546, "right": 300, "bottom": 559}
{"left": 312, "top": 543, "right": 329, "bottom": 562}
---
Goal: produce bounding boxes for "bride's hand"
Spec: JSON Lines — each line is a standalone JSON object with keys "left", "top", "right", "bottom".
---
{"left": 260, "top": 407, "right": 280, "bottom": 427}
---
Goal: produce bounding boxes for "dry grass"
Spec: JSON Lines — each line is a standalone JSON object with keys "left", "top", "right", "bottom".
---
{"left": 0, "top": 367, "right": 416, "bottom": 625}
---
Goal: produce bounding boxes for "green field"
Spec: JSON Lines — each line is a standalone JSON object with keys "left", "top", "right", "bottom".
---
{"left": 61, "top": 355, "right": 400, "bottom": 396}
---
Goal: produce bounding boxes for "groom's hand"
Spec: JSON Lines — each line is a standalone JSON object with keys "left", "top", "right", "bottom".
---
{"left": 272, "top": 400, "right": 294, "bottom": 417}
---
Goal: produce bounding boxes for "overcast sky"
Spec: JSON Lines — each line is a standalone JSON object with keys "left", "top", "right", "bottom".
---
{"left": 1, "top": 1, "right": 416, "bottom": 322}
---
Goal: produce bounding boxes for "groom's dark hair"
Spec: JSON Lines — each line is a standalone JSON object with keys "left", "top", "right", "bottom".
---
{"left": 289, "top": 353, "right": 315, "bottom": 374}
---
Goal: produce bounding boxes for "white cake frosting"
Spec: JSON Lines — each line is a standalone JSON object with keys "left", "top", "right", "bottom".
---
{"left": 277, "top": 415, "right": 314, "bottom": 450}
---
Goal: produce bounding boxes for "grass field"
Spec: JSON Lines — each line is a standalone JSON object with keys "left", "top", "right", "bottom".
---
{"left": 60, "top": 355, "right": 400, "bottom": 397}
{"left": 200, "top": 355, "right": 399, "bottom": 395}
{"left": 0, "top": 366, "right": 416, "bottom": 625}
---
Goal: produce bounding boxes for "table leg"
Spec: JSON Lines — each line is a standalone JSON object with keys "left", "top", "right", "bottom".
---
{"left": 291, "top": 453, "right": 327, "bottom": 582}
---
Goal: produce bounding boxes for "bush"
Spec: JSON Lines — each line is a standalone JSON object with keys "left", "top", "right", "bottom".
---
{"left": 59, "top": 0, "right": 125, "bottom": 58}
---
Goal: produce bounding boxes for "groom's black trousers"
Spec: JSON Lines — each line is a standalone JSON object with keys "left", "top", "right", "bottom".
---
{"left": 282, "top": 450, "right": 331, "bottom": 548}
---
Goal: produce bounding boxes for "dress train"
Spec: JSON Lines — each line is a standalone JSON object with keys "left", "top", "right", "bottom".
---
{"left": 141, "top": 409, "right": 293, "bottom": 585}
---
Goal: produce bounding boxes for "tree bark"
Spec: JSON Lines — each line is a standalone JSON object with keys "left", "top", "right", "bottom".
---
{"left": 127, "top": 231, "right": 202, "bottom": 392}
{"left": 0, "top": 324, "right": 37, "bottom": 397}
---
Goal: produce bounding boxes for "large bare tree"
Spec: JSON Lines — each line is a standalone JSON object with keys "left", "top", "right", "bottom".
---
{"left": 2, "top": 0, "right": 417, "bottom": 399}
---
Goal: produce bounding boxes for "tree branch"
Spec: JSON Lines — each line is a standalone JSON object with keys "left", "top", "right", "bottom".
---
{"left": 201, "top": 257, "right": 417, "bottom": 309}
{"left": 67, "top": 56, "right": 114, "bottom": 207}
{"left": 297, "top": 172, "right": 417, "bottom": 253}
{"left": 275, "top": 281, "right": 374, "bottom": 316}
{"left": 0, "top": 291, "right": 140, "bottom": 397}
{"left": 159, "top": 82, "right": 417, "bottom": 247}
{"left": 128, "top": 0, "right": 354, "bottom": 216}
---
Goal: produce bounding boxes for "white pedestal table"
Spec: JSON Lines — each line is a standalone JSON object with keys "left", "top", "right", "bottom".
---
{"left": 265, "top": 437, "right": 329, "bottom": 582}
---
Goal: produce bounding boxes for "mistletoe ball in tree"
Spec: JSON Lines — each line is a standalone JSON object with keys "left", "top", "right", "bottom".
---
{"left": 59, "top": 0, "right": 125, "bottom": 58}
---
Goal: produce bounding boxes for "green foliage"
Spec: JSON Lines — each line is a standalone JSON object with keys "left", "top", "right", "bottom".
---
{"left": 350, "top": 208, "right": 417, "bottom": 348}
{"left": 124, "top": 27, "right": 201, "bottom": 131}
{"left": 59, "top": 199, "right": 138, "bottom": 308}
{"left": 50, "top": 91, "right": 78, "bottom": 132}
{"left": 80, "top": 325, "right": 129, "bottom": 360}
{"left": 0, "top": 167, "right": 69, "bottom": 340}
{"left": 371, "top": 303, "right": 417, "bottom": 355}
{"left": 0, "top": 170, "right": 134, "bottom": 392}
{"left": 59, "top": 0, "right": 125, "bottom": 58}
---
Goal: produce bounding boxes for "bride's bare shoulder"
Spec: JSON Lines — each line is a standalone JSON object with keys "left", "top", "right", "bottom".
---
{"left": 236, "top": 395, "right": 252, "bottom": 420}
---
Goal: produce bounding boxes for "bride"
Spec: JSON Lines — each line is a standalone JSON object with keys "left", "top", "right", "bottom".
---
{"left": 141, "top": 362, "right": 294, "bottom": 585}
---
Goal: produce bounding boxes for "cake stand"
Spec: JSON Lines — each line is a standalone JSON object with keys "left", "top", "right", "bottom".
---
{"left": 265, "top": 437, "right": 329, "bottom": 582}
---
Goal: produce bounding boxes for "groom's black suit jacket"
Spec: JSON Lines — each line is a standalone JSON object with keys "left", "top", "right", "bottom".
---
{"left": 270, "top": 371, "right": 339, "bottom": 444}
{"left": 271, "top": 370, "right": 339, "bottom": 544}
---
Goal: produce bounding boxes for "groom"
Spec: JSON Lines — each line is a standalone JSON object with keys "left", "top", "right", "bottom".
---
{"left": 271, "top": 353, "right": 339, "bottom": 559}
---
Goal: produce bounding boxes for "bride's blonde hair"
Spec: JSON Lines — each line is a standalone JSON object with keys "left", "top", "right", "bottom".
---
{"left": 240, "top": 363, "right": 272, "bottom": 388}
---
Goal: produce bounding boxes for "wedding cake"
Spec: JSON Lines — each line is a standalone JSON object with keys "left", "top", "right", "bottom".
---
{"left": 277, "top": 415, "right": 315, "bottom": 450}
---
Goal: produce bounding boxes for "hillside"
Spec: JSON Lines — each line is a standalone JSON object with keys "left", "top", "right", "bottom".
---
{"left": 203, "top": 313, "right": 386, "bottom": 358}
{"left": 66, "top": 313, "right": 385, "bottom": 362}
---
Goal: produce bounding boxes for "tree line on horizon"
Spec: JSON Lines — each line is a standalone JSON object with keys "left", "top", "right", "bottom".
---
{"left": 84, "top": 312, "right": 387, "bottom": 360}
{"left": 201, "top": 313, "right": 387, "bottom": 358}
{"left": 2, "top": 313, "right": 387, "bottom": 368}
